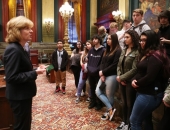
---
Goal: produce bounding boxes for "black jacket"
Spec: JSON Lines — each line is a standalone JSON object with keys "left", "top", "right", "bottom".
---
{"left": 87, "top": 46, "right": 105, "bottom": 76}
{"left": 51, "top": 49, "right": 68, "bottom": 71}
{"left": 100, "top": 48, "right": 121, "bottom": 76}
{"left": 3, "top": 42, "right": 37, "bottom": 100}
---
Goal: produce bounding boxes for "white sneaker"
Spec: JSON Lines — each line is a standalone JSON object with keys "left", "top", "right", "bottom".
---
{"left": 115, "top": 122, "right": 125, "bottom": 130}
{"left": 75, "top": 97, "right": 80, "bottom": 104}
{"left": 81, "top": 91, "right": 85, "bottom": 96}
{"left": 86, "top": 97, "right": 90, "bottom": 102}
{"left": 101, "top": 112, "right": 109, "bottom": 120}
{"left": 122, "top": 125, "right": 128, "bottom": 130}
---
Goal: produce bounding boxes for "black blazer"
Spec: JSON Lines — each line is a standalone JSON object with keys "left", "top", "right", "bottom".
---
{"left": 3, "top": 42, "right": 37, "bottom": 100}
{"left": 51, "top": 49, "right": 68, "bottom": 71}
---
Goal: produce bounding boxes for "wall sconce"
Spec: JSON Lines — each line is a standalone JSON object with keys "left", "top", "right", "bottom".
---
{"left": 112, "top": 10, "right": 124, "bottom": 29}
{"left": 44, "top": 19, "right": 53, "bottom": 34}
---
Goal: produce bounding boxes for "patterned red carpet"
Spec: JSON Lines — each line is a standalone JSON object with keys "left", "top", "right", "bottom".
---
{"left": 31, "top": 71, "right": 119, "bottom": 130}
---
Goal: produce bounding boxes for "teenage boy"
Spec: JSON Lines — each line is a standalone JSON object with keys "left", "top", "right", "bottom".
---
{"left": 87, "top": 35, "right": 105, "bottom": 110}
{"left": 157, "top": 10, "right": 170, "bottom": 58}
{"left": 51, "top": 39, "right": 68, "bottom": 94}
{"left": 130, "top": 8, "right": 150, "bottom": 36}
{"left": 116, "top": 19, "right": 132, "bottom": 49}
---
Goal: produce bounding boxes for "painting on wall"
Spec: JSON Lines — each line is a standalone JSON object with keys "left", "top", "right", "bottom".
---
{"left": 98, "top": 0, "right": 118, "bottom": 17}
{"left": 139, "top": 0, "right": 170, "bottom": 31}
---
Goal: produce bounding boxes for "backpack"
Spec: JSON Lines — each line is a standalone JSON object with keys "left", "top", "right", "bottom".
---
{"left": 132, "top": 23, "right": 146, "bottom": 33}
{"left": 152, "top": 51, "right": 170, "bottom": 80}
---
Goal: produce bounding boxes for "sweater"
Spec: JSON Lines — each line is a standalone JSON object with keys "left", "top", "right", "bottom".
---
{"left": 51, "top": 49, "right": 68, "bottom": 71}
{"left": 133, "top": 55, "right": 166, "bottom": 95}
{"left": 87, "top": 46, "right": 105, "bottom": 76}
{"left": 100, "top": 48, "right": 121, "bottom": 76}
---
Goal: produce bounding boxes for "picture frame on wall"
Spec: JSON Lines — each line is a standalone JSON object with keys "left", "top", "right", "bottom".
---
{"left": 139, "top": 0, "right": 170, "bottom": 31}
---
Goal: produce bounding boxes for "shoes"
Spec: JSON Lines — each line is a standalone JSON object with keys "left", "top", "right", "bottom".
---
{"left": 86, "top": 97, "right": 91, "bottom": 102}
{"left": 101, "top": 112, "right": 109, "bottom": 120}
{"left": 75, "top": 97, "right": 80, "bottom": 104}
{"left": 75, "top": 93, "right": 77, "bottom": 96}
{"left": 109, "top": 108, "right": 116, "bottom": 121}
{"left": 115, "top": 122, "right": 125, "bottom": 130}
{"left": 95, "top": 104, "right": 102, "bottom": 111}
{"left": 81, "top": 91, "right": 85, "bottom": 96}
{"left": 61, "top": 87, "right": 65, "bottom": 94}
{"left": 56, "top": 86, "right": 60, "bottom": 92}
{"left": 88, "top": 101, "right": 96, "bottom": 109}
{"left": 122, "top": 125, "right": 128, "bottom": 130}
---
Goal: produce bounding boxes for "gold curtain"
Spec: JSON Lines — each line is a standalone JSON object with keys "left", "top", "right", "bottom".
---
{"left": 8, "top": 0, "right": 16, "bottom": 19}
{"left": 72, "top": 1, "right": 81, "bottom": 40}
{"left": 23, "top": 0, "right": 31, "bottom": 19}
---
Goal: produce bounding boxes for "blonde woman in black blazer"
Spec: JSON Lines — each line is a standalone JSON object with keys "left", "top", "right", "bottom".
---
{"left": 3, "top": 16, "right": 45, "bottom": 130}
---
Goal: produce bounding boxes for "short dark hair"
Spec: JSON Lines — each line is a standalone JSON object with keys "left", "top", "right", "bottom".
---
{"left": 158, "top": 10, "right": 170, "bottom": 23}
{"left": 122, "top": 19, "right": 131, "bottom": 25}
{"left": 56, "top": 39, "right": 64, "bottom": 44}
{"left": 92, "top": 34, "right": 103, "bottom": 44}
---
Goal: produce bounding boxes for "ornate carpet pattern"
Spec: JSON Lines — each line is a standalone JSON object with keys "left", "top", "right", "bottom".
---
{"left": 31, "top": 72, "right": 119, "bottom": 130}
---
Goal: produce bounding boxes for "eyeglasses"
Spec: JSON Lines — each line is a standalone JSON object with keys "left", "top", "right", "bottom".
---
{"left": 139, "top": 39, "right": 147, "bottom": 43}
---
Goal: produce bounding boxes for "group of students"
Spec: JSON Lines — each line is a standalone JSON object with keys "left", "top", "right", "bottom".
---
{"left": 51, "top": 9, "right": 170, "bottom": 130}
{"left": 3, "top": 8, "right": 170, "bottom": 130}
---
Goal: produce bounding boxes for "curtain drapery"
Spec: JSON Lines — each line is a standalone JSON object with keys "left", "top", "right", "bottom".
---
{"left": 8, "top": 0, "right": 16, "bottom": 19}
{"left": 23, "top": 0, "right": 31, "bottom": 19}
{"left": 72, "top": 0, "right": 82, "bottom": 40}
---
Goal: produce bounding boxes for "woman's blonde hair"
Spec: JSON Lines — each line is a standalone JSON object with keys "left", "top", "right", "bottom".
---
{"left": 5, "top": 16, "right": 33, "bottom": 43}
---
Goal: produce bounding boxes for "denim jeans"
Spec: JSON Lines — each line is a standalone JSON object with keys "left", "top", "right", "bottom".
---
{"left": 95, "top": 75, "right": 118, "bottom": 110}
{"left": 77, "top": 70, "right": 87, "bottom": 97}
{"left": 130, "top": 92, "right": 163, "bottom": 130}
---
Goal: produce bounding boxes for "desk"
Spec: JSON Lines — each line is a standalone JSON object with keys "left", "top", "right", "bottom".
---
{"left": 30, "top": 53, "right": 38, "bottom": 67}
{"left": 0, "top": 66, "right": 4, "bottom": 75}
{"left": 0, "top": 75, "right": 14, "bottom": 130}
{"left": 46, "top": 69, "right": 55, "bottom": 83}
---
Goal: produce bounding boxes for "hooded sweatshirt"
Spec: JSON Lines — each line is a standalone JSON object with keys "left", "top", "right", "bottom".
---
{"left": 130, "top": 20, "right": 151, "bottom": 36}
{"left": 87, "top": 45, "right": 105, "bottom": 76}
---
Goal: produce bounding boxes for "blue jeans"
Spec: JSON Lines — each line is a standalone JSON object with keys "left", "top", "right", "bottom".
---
{"left": 130, "top": 92, "right": 163, "bottom": 130}
{"left": 77, "top": 70, "right": 88, "bottom": 97}
{"left": 95, "top": 75, "right": 118, "bottom": 110}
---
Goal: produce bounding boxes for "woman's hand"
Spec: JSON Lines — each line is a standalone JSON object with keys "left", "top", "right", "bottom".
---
{"left": 36, "top": 67, "right": 46, "bottom": 75}
{"left": 99, "top": 71, "right": 103, "bottom": 77}
{"left": 120, "top": 81, "right": 127, "bottom": 86}
{"left": 132, "top": 79, "right": 139, "bottom": 88}
{"left": 116, "top": 76, "right": 121, "bottom": 82}
{"left": 100, "top": 75, "right": 105, "bottom": 82}
{"left": 39, "top": 64, "right": 48, "bottom": 69}
{"left": 163, "top": 94, "right": 170, "bottom": 107}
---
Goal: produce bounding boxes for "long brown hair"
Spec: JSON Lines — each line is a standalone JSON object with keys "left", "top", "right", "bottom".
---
{"left": 103, "top": 33, "right": 120, "bottom": 56}
{"left": 82, "top": 40, "right": 92, "bottom": 60}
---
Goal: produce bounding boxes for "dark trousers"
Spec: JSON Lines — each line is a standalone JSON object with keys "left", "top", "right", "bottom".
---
{"left": 8, "top": 98, "right": 32, "bottom": 130}
{"left": 119, "top": 82, "right": 136, "bottom": 124}
{"left": 159, "top": 107, "right": 170, "bottom": 130}
{"left": 88, "top": 75, "right": 102, "bottom": 105}
{"left": 71, "top": 66, "right": 81, "bottom": 88}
